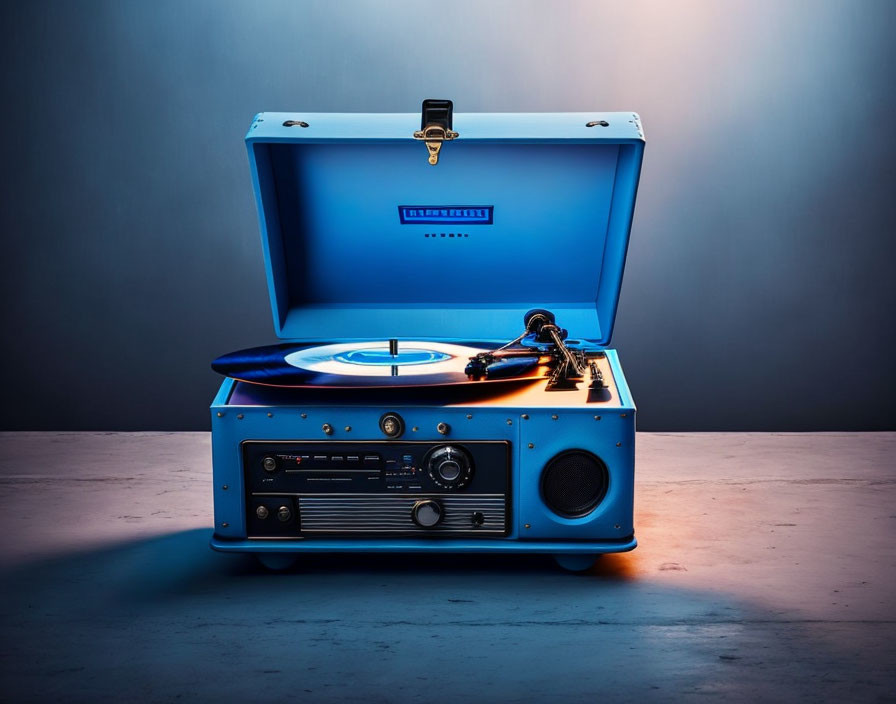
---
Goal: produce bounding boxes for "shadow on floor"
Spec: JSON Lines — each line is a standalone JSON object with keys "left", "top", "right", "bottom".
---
{"left": 0, "top": 529, "right": 890, "bottom": 702}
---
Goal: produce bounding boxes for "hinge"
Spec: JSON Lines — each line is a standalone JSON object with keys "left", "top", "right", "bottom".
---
{"left": 413, "top": 98, "right": 459, "bottom": 165}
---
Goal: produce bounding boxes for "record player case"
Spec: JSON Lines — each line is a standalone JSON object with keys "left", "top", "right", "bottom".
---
{"left": 210, "top": 104, "right": 645, "bottom": 571}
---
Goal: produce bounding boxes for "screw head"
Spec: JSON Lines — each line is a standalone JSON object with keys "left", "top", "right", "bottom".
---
{"left": 521, "top": 414, "right": 529, "bottom": 420}
{"left": 527, "top": 443, "right": 534, "bottom": 449}
{"left": 344, "top": 425, "right": 352, "bottom": 432}
{"left": 437, "top": 422, "right": 450, "bottom": 435}
{"left": 551, "top": 414, "right": 558, "bottom": 420}
{"left": 300, "top": 413, "right": 307, "bottom": 419}
{"left": 466, "top": 414, "right": 473, "bottom": 420}
{"left": 594, "top": 415, "right": 602, "bottom": 421}
{"left": 236, "top": 413, "right": 244, "bottom": 420}
{"left": 267, "top": 412, "right": 273, "bottom": 418}
{"left": 222, "top": 485, "right": 229, "bottom": 491}
{"left": 216, "top": 412, "right": 223, "bottom": 418}
{"left": 616, "top": 442, "right": 622, "bottom": 447}
{"left": 322, "top": 423, "right": 334, "bottom": 435}
{"left": 506, "top": 419, "right": 513, "bottom": 426}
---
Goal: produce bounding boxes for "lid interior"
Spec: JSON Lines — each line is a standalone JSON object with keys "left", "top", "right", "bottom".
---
{"left": 250, "top": 132, "right": 642, "bottom": 343}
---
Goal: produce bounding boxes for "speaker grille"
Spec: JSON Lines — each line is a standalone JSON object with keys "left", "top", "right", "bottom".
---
{"left": 540, "top": 450, "right": 609, "bottom": 518}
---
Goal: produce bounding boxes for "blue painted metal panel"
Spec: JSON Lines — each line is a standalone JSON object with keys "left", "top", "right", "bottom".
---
{"left": 246, "top": 111, "right": 644, "bottom": 343}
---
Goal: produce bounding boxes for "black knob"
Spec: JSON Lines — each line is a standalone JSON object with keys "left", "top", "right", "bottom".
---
{"left": 412, "top": 499, "right": 443, "bottom": 528}
{"left": 425, "top": 445, "right": 474, "bottom": 489}
{"left": 276, "top": 505, "right": 292, "bottom": 522}
{"left": 262, "top": 456, "right": 277, "bottom": 472}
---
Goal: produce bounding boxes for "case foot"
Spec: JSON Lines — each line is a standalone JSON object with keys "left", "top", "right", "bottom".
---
{"left": 553, "top": 554, "right": 600, "bottom": 572}
{"left": 255, "top": 553, "right": 298, "bottom": 571}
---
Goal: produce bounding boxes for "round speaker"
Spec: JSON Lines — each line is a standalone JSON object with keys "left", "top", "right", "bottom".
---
{"left": 540, "top": 450, "right": 609, "bottom": 518}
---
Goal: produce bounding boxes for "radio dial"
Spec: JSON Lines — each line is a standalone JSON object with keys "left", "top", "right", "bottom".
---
{"left": 426, "top": 445, "right": 474, "bottom": 489}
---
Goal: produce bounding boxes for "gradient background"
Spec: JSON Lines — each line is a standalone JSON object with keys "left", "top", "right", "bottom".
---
{"left": 1, "top": 0, "right": 893, "bottom": 431}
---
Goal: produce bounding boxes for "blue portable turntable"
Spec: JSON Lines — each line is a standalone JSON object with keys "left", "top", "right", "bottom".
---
{"left": 210, "top": 101, "right": 645, "bottom": 571}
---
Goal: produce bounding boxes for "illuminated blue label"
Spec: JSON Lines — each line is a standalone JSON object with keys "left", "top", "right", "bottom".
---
{"left": 398, "top": 205, "right": 493, "bottom": 225}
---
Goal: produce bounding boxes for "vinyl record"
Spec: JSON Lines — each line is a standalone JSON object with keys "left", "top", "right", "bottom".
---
{"left": 212, "top": 340, "right": 546, "bottom": 388}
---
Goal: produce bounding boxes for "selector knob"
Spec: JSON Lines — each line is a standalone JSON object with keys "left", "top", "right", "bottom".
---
{"left": 412, "top": 499, "right": 443, "bottom": 528}
{"left": 425, "top": 445, "right": 474, "bottom": 489}
{"left": 262, "top": 456, "right": 277, "bottom": 472}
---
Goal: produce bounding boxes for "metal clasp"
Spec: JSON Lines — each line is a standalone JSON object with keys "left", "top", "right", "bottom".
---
{"left": 413, "top": 99, "right": 458, "bottom": 165}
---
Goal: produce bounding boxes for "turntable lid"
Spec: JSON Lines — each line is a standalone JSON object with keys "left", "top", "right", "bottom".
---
{"left": 245, "top": 111, "right": 644, "bottom": 344}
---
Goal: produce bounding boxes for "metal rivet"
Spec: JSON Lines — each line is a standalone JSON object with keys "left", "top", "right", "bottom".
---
{"left": 594, "top": 415, "right": 601, "bottom": 421}
{"left": 437, "top": 422, "right": 450, "bottom": 435}
{"left": 222, "top": 485, "right": 228, "bottom": 490}
{"left": 344, "top": 426, "right": 351, "bottom": 432}
{"left": 506, "top": 419, "right": 513, "bottom": 426}
{"left": 267, "top": 412, "right": 273, "bottom": 418}
{"left": 322, "top": 423, "right": 334, "bottom": 435}
{"left": 236, "top": 414, "right": 244, "bottom": 420}
{"left": 551, "top": 414, "right": 558, "bottom": 420}
{"left": 216, "top": 412, "right": 224, "bottom": 418}
{"left": 616, "top": 442, "right": 622, "bottom": 447}
{"left": 412, "top": 426, "right": 419, "bottom": 432}
{"left": 221, "top": 522, "right": 229, "bottom": 528}
{"left": 521, "top": 414, "right": 529, "bottom": 420}
{"left": 524, "top": 523, "right": 531, "bottom": 529}
{"left": 300, "top": 413, "right": 307, "bottom": 419}
{"left": 466, "top": 414, "right": 473, "bottom": 420}
{"left": 527, "top": 443, "right": 535, "bottom": 449}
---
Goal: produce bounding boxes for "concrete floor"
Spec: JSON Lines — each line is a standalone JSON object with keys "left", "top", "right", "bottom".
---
{"left": 0, "top": 432, "right": 893, "bottom": 702}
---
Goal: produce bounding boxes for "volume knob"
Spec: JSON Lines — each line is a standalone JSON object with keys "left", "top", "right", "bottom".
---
{"left": 425, "top": 445, "right": 474, "bottom": 489}
{"left": 412, "top": 499, "right": 443, "bottom": 528}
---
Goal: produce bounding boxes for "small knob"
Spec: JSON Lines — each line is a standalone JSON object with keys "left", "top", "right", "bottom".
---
{"left": 256, "top": 505, "right": 270, "bottom": 520}
{"left": 412, "top": 499, "right": 443, "bottom": 528}
{"left": 262, "top": 456, "right": 277, "bottom": 472}
{"left": 277, "top": 505, "right": 292, "bottom": 522}
{"left": 379, "top": 412, "right": 405, "bottom": 438}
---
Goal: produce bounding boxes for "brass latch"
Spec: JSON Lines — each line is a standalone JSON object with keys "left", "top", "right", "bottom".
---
{"left": 413, "top": 99, "right": 458, "bottom": 165}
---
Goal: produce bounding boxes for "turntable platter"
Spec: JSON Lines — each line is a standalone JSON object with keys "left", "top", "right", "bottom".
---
{"left": 211, "top": 340, "right": 545, "bottom": 388}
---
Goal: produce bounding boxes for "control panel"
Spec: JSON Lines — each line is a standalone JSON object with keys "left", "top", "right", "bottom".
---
{"left": 242, "top": 440, "right": 510, "bottom": 539}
